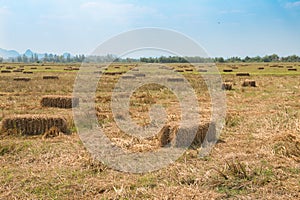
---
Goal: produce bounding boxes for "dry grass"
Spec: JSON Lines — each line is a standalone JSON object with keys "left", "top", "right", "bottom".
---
{"left": 0, "top": 62, "right": 299, "bottom": 199}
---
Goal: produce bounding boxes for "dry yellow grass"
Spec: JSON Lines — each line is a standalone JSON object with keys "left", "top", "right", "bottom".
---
{"left": 0, "top": 62, "right": 299, "bottom": 199}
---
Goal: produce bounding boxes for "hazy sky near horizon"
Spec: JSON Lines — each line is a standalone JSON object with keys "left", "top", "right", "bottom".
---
{"left": 0, "top": 0, "right": 300, "bottom": 57}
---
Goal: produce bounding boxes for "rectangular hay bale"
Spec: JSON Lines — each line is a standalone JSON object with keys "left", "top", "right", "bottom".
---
{"left": 41, "top": 95, "right": 79, "bottom": 108}
{"left": 0, "top": 114, "right": 69, "bottom": 135}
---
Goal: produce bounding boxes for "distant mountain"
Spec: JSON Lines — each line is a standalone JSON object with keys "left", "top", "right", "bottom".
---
{"left": 24, "top": 49, "right": 33, "bottom": 57}
{"left": 0, "top": 48, "right": 20, "bottom": 58}
{"left": 0, "top": 48, "right": 72, "bottom": 60}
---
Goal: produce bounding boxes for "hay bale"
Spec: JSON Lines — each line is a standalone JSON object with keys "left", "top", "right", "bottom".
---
{"left": 13, "top": 69, "right": 24, "bottom": 72}
{"left": 270, "top": 65, "right": 278, "bottom": 68}
{"left": 231, "top": 66, "right": 239, "bottom": 69}
{"left": 23, "top": 71, "right": 33, "bottom": 74}
{"left": 13, "top": 77, "right": 31, "bottom": 82}
{"left": 167, "top": 78, "right": 184, "bottom": 82}
{"left": 30, "top": 67, "right": 37, "bottom": 70}
{"left": 222, "top": 82, "right": 233, "bottom": 90}
{"left": 104, "top": 71, "right": 124, "bottom": 75}
{"left": 175, "top": 69, "right": 184, "bottom": 73}
{"left": 134, "top": 73, "right": 146, "bottom": 77}
{"left": 0, "top": 114, "right": 69, "bottom": 135}
{"left": 45, "top": 67, "right": 52, "bottom": 70}
{"left": 288, "top": 68, "right": 297, "bottom": 71}
{"left": 72, "top": 67, "right": 80, "bottom": 70}
{"left": 236, "top": 72, "right": 250, "bottom": 76}
{"left": 41, "top": 95, "right": 79, "bottom": 109}
{"left": 157, "top": 125, "right": 173, "bottom": 147}
{"left": 158, "top": 122, "right": 216, "bottom": 148}
{"left": 223, "top": 69, "right": 233, "bottom": 72}
{"left": 286, "top": 66, "right": 293, "bottom": 69}
{"left": 64, "top": 67, "right": 73, "bottom": 71}
{"left": 242, "top": 79, "right": 256, "bottom": 87}
{"left": 43, "top": 75, "right": 59, "bottom": 80}
{"left": 121, "top": 75, "right": 135, "bottom": 80}
{"left": 1, "top": 70, "right": 11, "bottom": 73}
{"left": 185, "top": 69, "right": 194, "bottom": 72}
{"left": 5, "top": 66, "right": 14, "bottom": 69}
{"left": 198, "top": 69, "right": 208, "bottom": 72}
{"left": 258, "top": 67, "right": 264, "bottom": 70}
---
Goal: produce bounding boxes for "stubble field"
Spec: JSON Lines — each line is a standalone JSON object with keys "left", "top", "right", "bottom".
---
{"left": 0, "top": 62, "right": 299, "bottom": 199}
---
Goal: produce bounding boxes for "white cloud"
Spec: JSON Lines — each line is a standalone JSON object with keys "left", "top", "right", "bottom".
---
{"left": 285, "top": 1, "right": 300, "bottom": 8}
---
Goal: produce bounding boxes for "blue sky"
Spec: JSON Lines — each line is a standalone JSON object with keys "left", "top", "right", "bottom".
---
{"left": 0, "top": 0, "right": 300, "bottom": 57}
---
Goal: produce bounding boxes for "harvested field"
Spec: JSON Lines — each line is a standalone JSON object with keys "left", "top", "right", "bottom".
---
{"left": 41, "top": 95, "right": 79, "bottom": 108}
{"left": 0, "top": 114, "right": 68, "bottom": 135}
{"left": 0, "top": 62, "right": 299, "bottom": 199}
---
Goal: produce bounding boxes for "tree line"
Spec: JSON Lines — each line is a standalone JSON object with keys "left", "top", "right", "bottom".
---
{"left": 141, "top": 54, "right": 300, "bottom": 63}
{"left": 1, "top": 53, "right": 300, "bottom": 63}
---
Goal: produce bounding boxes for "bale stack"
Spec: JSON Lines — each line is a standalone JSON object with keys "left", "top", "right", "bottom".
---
{"left": 242, "top": 79, "right": 256, "bottom": 87}
{"left": 43, "top": 75, "right": 59, "bottom": 80}
{"left": 41, "top": 95, "right": 79, "bottom": 108}
{"left": 0, "top": 114, "right": 69, "bottom": 135}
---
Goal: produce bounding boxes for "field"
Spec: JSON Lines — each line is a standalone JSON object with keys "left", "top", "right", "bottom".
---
{"left": 0, "top": 62, "right": 299, "bottom": 199}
